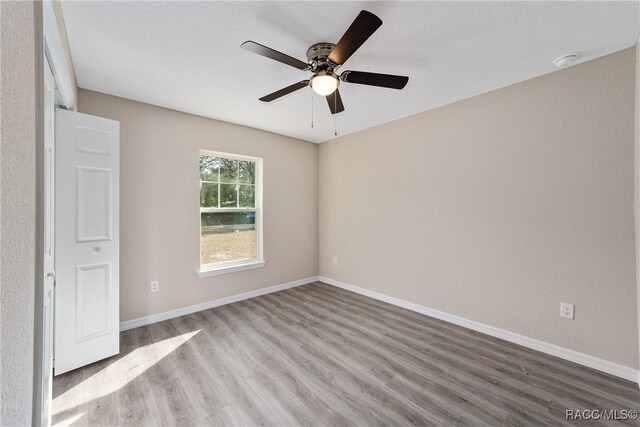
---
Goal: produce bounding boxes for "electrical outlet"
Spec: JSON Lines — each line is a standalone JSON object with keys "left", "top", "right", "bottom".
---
{"left": 333, "top": 257, "right": 338, "bottom": 266}
{"left": 150, "top": 281, "right": 160, "bottom": 293}
{"left": 560, "top": 302, "right": 574, "bottom": 319}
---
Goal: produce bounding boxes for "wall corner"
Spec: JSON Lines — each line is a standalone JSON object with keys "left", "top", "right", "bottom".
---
{"left": 635, "top": 38, "right": 640, "bottom": 383}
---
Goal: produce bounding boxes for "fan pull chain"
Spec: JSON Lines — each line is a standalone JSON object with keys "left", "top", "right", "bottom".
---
{"left": 334, "top": 94, "right": 338, "bottom": 136}
{"left": 310, "top": 92, "right": 314, "bottom": 128}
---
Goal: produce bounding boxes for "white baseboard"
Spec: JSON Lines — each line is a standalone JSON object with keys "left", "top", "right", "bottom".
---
{"left": 318, "top": 276, "right": 639, "bottom": 384}
{"left": 120, "top": 276, "right": 319, "bottom": 331}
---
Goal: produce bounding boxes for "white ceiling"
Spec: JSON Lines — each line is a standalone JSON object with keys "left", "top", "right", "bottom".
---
{"left": 61, "top": 1, "right": 640, "bottom": 144}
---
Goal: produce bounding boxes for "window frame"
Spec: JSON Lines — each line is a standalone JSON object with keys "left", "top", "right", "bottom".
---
{"left": 198, "top": 150, "right": 264, "bottom": 277}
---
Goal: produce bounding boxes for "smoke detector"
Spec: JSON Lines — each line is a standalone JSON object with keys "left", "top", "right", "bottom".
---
{"left": 553, "top": 54, "right": 578, "bottom": 68}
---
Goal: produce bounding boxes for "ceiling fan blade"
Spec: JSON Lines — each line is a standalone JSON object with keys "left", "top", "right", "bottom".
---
{"left": 241, "top": 41, "right": 309, "bottom": 70}
{"left": 340, "top": 70, "right": 408, "bottom": 89}
{"left": 259, "top": 80, "right": 309, "bottom": 102}
{"left": 328, "top": 10, "right": 382, "bottom": 66}
{"left": 326, "top": 89, "right": 345, "bottom": 114}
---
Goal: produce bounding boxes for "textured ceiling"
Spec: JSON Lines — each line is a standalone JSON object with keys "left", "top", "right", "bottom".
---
{"left": 61, "top": 1, "right": 640, "bottom": 143}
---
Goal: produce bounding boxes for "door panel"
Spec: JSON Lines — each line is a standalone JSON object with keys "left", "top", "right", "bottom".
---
{"left": 76, "top": 166, "right": 112, "bottom": 241}
{"left": 76, "top": 125, "right": 112, "bottom": 155}
{"left": 55, "top": 108, "right": 119, "bottom": 375}
{"left": 76, "top": 263, "right": 111, "bottom": 340}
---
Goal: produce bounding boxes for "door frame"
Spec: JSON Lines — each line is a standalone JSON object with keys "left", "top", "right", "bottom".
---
{"left": 34, "top": 2, "right": 77, "bottom": 425}
{"left": 33, "top": 4, "right": 46, "bottom": 425}
{"left": 37, "top": 52, "right": 56, "bottom": 427}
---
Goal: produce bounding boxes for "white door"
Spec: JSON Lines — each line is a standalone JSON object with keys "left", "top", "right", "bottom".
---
{"left": 41, "top": 55, "right": 56, "bottom": 427}
{"left": 55, "top": 109, "right": 120, "bottom": 375}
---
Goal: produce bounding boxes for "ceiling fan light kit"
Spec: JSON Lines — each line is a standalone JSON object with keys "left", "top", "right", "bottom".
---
{"left": 241, "top": 10, "right": 409, "bottom": 116}
{"left": 310, "top": 71, "right": 339, "bottom": 96}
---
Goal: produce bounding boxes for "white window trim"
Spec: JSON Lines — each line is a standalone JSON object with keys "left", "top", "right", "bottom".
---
{"left": 198, "top": 150, "right": 263, "bottom": 277}
{"left": 199, "top": 259, "right": 266, "bottom": 277}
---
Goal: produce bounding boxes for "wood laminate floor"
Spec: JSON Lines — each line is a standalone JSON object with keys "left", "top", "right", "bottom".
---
{"left": 53, "top": 282, "right": 640, "bottom": 426}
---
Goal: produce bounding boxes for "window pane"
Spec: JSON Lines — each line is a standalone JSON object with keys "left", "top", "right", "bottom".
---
{"left": 239, "top": 185, "right": 255, "bottom": 208}
{"left": 220, "top": 183, "right": 238, "bottom": 207}
{"left": 239, "top": 161, "right": 255, "bottom": 184}
{"left": 200, "top": 183, "right": 218, "bottom": 207}
{"left": 201, "top": 212, "right": 256, "bottom": 265}
{"left": 220, "top": 158, "right": 238, "bottom": 182}
{"left": 200, "top": 155, "right": 220, "bottom": 182}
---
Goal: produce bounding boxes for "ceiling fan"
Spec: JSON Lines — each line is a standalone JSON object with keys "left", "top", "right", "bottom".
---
{"left": 241, "top": 10, "right": 409, "bottom": 115}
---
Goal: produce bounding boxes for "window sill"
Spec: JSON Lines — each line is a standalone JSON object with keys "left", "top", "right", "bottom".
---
{"left": 199, "top": 260, "right": 266, "bottom": 278}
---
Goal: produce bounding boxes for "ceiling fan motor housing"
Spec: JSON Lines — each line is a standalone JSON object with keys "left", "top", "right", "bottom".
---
{"left": 306, "top": 43, "right": 337, "bottom": 71}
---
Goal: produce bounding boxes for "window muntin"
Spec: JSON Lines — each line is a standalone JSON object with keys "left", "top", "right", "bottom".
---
{"left": 199, "top": 152, "right": 261, "bottom": 270}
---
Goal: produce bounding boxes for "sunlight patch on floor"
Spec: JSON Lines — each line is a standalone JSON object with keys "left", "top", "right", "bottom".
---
{"left": 53, "top": 411, "right": 86, "bottom": 427}
{"left": 52, "top": 329, "right": 201, "bottom": 421}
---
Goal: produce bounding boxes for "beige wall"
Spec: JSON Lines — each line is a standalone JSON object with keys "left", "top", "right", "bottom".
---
{"left": 319, "top": 48, "right": 638, "bottom": 368}
{"left": 78, "top": 89, "right": 318, "bottom": 322}
{"left": 1, "top": 1, "right": 38, "bottom": 424}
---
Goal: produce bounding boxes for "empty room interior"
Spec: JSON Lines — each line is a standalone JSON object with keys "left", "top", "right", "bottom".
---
{"left": 3, "top": 0, "right": 640, "bottom": 426}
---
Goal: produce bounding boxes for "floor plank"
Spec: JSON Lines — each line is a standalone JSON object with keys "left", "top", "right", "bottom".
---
{"left": 53, "top": 282, "right": 640, "bottom": 426}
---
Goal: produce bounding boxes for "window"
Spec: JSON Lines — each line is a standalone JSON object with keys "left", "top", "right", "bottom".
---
{"left": 199, "top": 151, "right": 263, "bottom": 276}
